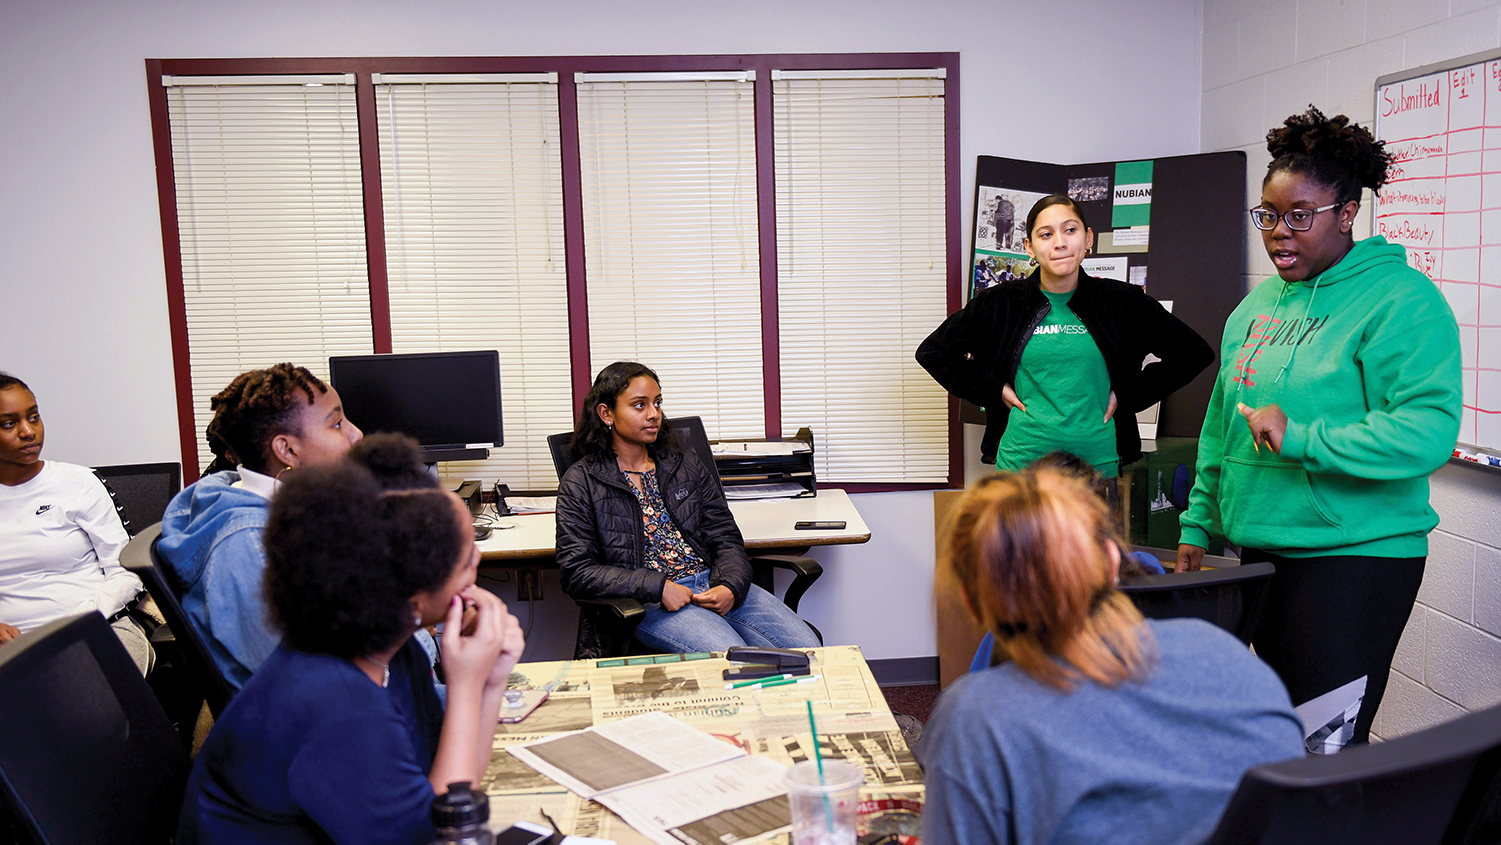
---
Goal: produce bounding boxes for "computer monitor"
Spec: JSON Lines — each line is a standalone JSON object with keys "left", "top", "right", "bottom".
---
{"left": 328, "top": 350, "right": 502, "bottom": 464}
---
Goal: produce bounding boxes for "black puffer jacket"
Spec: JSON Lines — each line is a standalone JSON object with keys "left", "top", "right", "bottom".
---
{"left": 916, "top": 270, "right": 1214, "bottom": 465}
{"left": 555, "top": 446, "right": 752, "bottom": 609}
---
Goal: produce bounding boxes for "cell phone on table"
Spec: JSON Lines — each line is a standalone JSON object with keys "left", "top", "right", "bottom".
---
{"left": 498, "top": 689, "right": 549, "bottom": 724}
{"left": 794, "top": 520, "right": 846, "bottom": 530}
{"left": 493, "top": 826, "right": 552, "bottom": 845}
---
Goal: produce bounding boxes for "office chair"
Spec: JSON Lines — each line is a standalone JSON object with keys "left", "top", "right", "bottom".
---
{"left": 968, "top": 561, "right": 1277, "bottom": 674}
{"left": 0, "top": 612, "right": 189, "bottom": 845}
{"left": 92, "top": 462, "right": 181, "bottom": 538}
{"left": 1205, "top": 699, "right": 1501, "bottom": 844}
{"left": 1118, "top": 561, "right": 1275, "bottom": 645}
{"left": 549, "top": 418, "right": 824, "bottom": 658}
{"left": 121, "top": 523, "right": 235, "bottom": 720}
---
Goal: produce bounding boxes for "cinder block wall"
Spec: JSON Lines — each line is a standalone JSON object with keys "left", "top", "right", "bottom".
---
{"left": 1199, "top": 0, "right": 1501, "bottom": 739}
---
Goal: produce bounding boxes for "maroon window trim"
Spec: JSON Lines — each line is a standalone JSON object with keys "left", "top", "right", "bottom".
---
{"left": 146, "top": 52, "right": 961, "bottom": 491}
{"left": 753, "top": 67, "right": 782, "bottom": 439}
{"left": 355, "top": 74, "right": 393, "bottom": 355}
{"left": 558, "top": 71, "right": 591, "bottom": 412}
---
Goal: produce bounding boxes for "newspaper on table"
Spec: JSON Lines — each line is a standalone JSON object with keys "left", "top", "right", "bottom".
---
{"left": 595, "top": 756, "right": 792, "bottom": 845}
{"left": 487, "top": 646, "right": 924, "bottom": 843}
{"left": 509, "top": 711, "right": 742, "bottom": 798}
{"left": 508, "top": 711, "right": 793, "bottom": 845}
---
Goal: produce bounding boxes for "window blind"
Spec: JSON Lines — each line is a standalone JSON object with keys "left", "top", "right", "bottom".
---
{"left": 576, "top": 74, "right": 765, "bottom": 440}
{"left": 375, "top": 76, "right": 571, "bottom": 488}
{"left": 165, "top": 76, "right": 373, "bottom": 474}
{"left": 773, "top": 73, "right": 950, "bottom": 483}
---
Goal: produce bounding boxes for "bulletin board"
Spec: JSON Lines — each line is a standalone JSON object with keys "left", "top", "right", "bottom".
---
{"left": 1376, "top": 48, "right": 1501, "bottom": 454}
{"left": 968, "top": 151, "right": 1247, "bottom": 438}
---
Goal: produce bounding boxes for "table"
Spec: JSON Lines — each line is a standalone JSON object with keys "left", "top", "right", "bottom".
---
{"left": 481, "top": 645, "right": 923, "bottom": 843}
{"left": 477, "top": 489, "right": 872, "bottom": 563}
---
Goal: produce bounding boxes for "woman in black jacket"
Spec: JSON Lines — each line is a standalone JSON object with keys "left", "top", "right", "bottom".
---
{"left": 917, "top": 195, "right": 1213, "bottom": 480}
{"left": 555, "top": 362, "right": 820, "bottom": 654}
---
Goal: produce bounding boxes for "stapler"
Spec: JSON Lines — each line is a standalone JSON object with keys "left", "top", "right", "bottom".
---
{"left": 722, "top": 646, "right": 812, "bottom": 682}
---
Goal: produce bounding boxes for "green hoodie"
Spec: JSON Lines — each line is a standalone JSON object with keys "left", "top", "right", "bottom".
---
{"left": 1180, "top": 236, "right": 1461, "bottom": 558}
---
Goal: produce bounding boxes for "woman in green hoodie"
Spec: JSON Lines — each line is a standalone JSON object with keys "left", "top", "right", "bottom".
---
{"left": 1176, "top": 107, "right": 1462, "bottom": 749}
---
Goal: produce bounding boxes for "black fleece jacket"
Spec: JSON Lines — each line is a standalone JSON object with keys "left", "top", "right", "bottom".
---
{"left": 916, "top": 270, "right": 1214, "bottom": 465}
{"left": 555, "top": 447, "right": 752, "bottom": 609}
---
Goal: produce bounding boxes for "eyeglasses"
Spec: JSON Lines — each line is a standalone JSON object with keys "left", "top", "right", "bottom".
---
{"left": 1249, "top": 203, "right": 1342, "bottom": 232}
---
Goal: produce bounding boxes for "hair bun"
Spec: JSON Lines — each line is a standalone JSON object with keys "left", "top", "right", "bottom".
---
{"left": 1266, "top": 105, "right": 1391, "bottom": 195}
{"left": 348, "top": 432, "right": 437, "bottom": 491}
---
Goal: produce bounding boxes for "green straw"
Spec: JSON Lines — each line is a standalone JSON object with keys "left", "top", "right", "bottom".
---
{"left": 806, "top": 700, "right": 834, "bottom": 835}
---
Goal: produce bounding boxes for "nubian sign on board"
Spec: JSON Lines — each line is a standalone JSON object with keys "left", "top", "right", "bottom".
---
{"left": 1112, "top": 159, "right": 1153, "bottom": 228}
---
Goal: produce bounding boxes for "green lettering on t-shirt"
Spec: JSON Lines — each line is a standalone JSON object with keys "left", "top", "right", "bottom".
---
{"left": 997, "top": 289, "right": 1119, "bottom": 477}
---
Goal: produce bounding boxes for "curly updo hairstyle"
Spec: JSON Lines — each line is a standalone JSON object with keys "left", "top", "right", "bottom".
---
{"left": 569, "top": 361, "right": 672, "bottom": 462}
{"left": 1265, "top": 106, "right": 1393, "bottom": 203}
{"left": 263, "top": 433, "right": 463, "bottom": 659}
{"left": 202, "top": 363, "right": 328, "bottom": 476}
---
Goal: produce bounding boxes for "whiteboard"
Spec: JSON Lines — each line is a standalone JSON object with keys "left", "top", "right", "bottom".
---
{"left": 1376, "top": 48, "right": 1501, "bottom": 452}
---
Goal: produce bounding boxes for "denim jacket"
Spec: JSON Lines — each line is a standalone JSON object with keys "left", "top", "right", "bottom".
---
{"left": 157, "top": 471, "right": 276, "bottom": 691}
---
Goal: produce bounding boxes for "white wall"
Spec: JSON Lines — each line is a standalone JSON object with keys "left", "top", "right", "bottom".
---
{"left": 0, "top": 0, "right": 1205, "bottom": 663}
{"left": 1200, "top": 0, "right": 1501, "bottom": 738}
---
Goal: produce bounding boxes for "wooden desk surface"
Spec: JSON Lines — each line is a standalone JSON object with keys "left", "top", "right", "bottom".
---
{"left": 478, "top": 488, "right": 872, "bottom": 562}
{"left": 481, "top": 644, "right": 922, "bottom": 842}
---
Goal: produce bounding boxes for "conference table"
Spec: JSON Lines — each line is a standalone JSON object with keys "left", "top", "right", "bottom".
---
{"left": 481, "top": 644, "right": 924, "bottom": 843}
{"left": 476, "top": 489, "right": 872, "bottom": 563}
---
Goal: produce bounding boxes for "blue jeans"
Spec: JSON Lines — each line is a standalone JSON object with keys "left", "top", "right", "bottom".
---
{"left": 633, "top": 570, "right": 821, "bottom": 654}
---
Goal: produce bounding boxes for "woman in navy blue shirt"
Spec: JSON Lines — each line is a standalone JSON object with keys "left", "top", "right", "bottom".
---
{"left": 178, "top": 434, "right": 525, "bottom": 844}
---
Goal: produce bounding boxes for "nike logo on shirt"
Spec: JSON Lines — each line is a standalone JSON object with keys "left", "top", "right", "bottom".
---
{"left": 36, "top": 505, "right": 52, "bottom": 515}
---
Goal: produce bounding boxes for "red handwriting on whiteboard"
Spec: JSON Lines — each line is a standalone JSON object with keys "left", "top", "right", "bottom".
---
{"left": 1381, "top": 80, "right": 1443, "bottom": 116}
{"left": 1406, "top": 250, "right": 1437, "bottom": 278}
{"left": 1377, "top": 218, "right": 1437, "bottom": 246}
{"left": 1492, "top": 61, "right": 1501, "bottom": 92}
{"left": 1388, "top": 139, "right": 1445, "bottom": 163}
{"left": 1454, "top": 66, "right": 1477, "bottom": 99}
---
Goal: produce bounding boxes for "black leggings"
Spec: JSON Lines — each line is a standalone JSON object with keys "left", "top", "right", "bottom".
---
{"left": 1240, "top": 549, "right": 1426, "bottom": 745}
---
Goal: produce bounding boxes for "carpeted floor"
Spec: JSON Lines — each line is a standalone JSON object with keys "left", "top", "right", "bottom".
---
{"left": 881, "top": 683, "right": 941, "bottom": 726}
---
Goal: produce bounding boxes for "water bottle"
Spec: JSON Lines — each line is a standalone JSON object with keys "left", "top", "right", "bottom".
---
{"left": 430, "top": 781, "right": 493, "bottom": 845}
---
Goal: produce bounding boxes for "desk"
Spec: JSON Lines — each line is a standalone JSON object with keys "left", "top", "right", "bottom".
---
{"left": 481, "top": 645, "right": 923, "bottom": 843}
{"left": 478, "top": 489, "right": 872, "bottom": 563}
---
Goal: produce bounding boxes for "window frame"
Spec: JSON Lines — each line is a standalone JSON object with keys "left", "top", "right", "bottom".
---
{"left": 146, "top": 53, "right": 963, "bottom": 490}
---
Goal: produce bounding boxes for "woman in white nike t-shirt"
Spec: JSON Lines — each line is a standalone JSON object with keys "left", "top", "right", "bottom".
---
{"left": 0, "top": 372, "right": 151, "bottom": 673}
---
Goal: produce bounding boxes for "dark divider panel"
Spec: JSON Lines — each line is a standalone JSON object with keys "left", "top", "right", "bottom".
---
{"left": 965, "top": 150, "right": 1246, "bottom": 437}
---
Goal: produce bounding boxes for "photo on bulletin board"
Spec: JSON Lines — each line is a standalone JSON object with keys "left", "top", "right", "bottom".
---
{"left": 973, "top": 187, "right": 1047, "bottom": 297}
{"left": 972, "top": 253, "right": 1034, "bottom": 295}
{"left": 974, "top": 186, "right": 1046, "bottom": 253}
{"left": 1067, "top": 176, "right": 1110, "bottom": 202}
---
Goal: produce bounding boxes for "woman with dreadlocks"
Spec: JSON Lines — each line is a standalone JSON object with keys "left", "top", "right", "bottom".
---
{"left": 157, "top": 363, "right": 364, "bottom": 689}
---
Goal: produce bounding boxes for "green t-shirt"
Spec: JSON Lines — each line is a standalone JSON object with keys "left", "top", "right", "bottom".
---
{"left": 996, "top": 289, "right": 1119, "bottom": 476}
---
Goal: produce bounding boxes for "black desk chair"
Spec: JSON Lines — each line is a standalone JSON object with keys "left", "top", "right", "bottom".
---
{"left": 92, "top": 462, "right": 181, "bottom": 538}
{"left": 548, "top": 417, "right": 823, "bottom": 658}
{"left": 1205, "top": 700, "right": 1501, "bottom": 844}
{"left": 1118, "top": 562, "right": 1275, "bottom": 645}
{"left": 0, "top": 612, "right": 188, "bottom": 845}
{"left": 122, "top": 523, "right": 235, "bottom": 721}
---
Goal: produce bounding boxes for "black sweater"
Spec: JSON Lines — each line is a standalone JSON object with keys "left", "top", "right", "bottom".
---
{"left": 916, "top": 270, "right": 1213, "bottom": 465}
{"left": 555, "top": 447, "right": 752, "bottom": 609}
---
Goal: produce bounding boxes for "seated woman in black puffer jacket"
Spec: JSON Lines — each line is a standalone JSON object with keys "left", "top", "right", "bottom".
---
{"left": 555, "top": 362, "right": 820, "bottom": 654}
